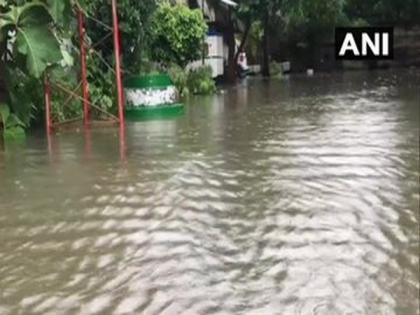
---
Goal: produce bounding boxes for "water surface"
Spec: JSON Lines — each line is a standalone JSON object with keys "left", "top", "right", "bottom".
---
{"left": 0, "top": 70, "right": 419, "bottom": 314}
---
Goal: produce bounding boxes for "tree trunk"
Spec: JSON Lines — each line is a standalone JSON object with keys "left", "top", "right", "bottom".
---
{"left": 226, "top": 8, "right": 236, "bottom": 83}
{"left": 234, "top": 19, "right": 251, "bottom": 65}
{"left": 0, "top": 67, "right": 5, "bottom": 102}
{"left": 261, "top": 10, "right": 270, "bottom": 77}
{"left": 0, "top": 39, "right": 11, "bottom": 102}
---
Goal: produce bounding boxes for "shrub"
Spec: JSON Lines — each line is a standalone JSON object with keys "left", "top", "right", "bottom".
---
{"left": 187, "top": 66, "right": 216, "bottom": 95}
{"left": 169, "top": 65, "right": 216, "bottom": 96}
{"left": 168, "top": 64, "right": 189, "bottom": 97}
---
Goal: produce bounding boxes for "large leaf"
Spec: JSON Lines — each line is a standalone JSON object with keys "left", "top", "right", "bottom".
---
{"left": 0, "top": 8, "right": 16, "bottom": 43}
{"left": 16, "top": 26, "right": 62, "bottom": 77}
{"left": 19, "top": 3, "right": 52, "bottom": 26}
{"left": 6, "top": 113, "right": 26, "bottom": 128}
{"left": 3, "top": 125, "right": 26, "bottom": 140}
{"left": 16, "top": 2, "right": 62, "bottom": 76}
{"left": 0, "top": 103, "right": 26, "bottom": 139}
{"left": 47, "top": 0, "right": 65, "bottom": 22}
{"left": 0, "top": 13, "right": 14, "bottom": 32}
{"left": 47, "top": 0, "right": 72, "bottom": 25}
{"left": 1, "top": 2, "right": 49, "bottom": 26}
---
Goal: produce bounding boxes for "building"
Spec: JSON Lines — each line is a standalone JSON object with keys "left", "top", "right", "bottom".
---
{"left": 187, "top": 0, "right": 238, "bottom": 78}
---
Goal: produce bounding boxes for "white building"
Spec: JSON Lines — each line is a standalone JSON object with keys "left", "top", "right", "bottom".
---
{"left": 187, "top": 0, "right": 238, "bottom": 78}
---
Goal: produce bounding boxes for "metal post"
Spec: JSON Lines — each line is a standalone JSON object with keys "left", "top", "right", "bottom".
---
{"left": 44, "top": 74, "right": 52, "bottom": 134}
{"left": 78, "top": 8, "right": 90, "bottom": 126}
{"left": 201, "top": 0, "right": 205, "bottom": 65}
{"left": 111, "top": 0, "right": 125, "bottom": 126}
{"left": 119, "top": 122, "right": 127, "bottom": 163}
{"left": 84, "top": 126, "right": 92, "bottom": 160}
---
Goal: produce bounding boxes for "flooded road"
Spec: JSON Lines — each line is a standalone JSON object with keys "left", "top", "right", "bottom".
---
{"left": 0, "top": 70, "right": 419, "bottom": 314}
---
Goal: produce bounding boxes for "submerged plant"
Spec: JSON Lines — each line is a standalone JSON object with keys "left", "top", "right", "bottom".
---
{"left": 0, "top": 102, "right": 25, "bottom": 139}
{"left": 168, "top": 65, "right": 216, "bottom": 96}
{"left": 168, "top": 64, "right": 189, "bottom": 97}
{"left": 187, "top": 66, "right": 216, "bottom": 95}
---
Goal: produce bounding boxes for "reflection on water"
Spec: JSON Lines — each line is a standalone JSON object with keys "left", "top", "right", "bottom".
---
{"left": 0, "top": 70, "right": 419, "bottom": 314}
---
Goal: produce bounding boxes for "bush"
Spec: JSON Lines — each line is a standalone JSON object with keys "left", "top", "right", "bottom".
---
{"left": 168, "top": 65, "right": 216, "bottom": 96}
{"left": 187, "top": 66, "right": 216, "bottom": 95}
{"left": 168, "top": 64, "right": 189, "bottom": 97}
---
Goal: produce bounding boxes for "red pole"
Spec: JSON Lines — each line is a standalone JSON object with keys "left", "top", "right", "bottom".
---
{"left": 44, "top": 74, "right": 52, "bottom": 134}
{"left": 78, "top": 8, "right": 90, "bottom": 126}
{"left": 119, "top": 122, "right": 127, "bottom": 163}
{"left": 111, "top": 0, "right": 125, "bottom": 125}
{"left": 84, "top": 126, "right": 92, "bottom": 160}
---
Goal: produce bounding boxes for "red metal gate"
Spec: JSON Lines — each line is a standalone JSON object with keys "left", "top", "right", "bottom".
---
{"left": 44, "top": 0, "right": 125, "bottom": 134}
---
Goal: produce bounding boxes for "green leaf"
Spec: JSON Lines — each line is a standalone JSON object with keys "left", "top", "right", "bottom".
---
{"left": 49, "top": 64, "right": 77, "bottom": 84}
{"left": 61, "top": 47, "right": 74, "bottom": 66}
{"left": 0, "top": 103, "right": 10, "bottom": 127}
{"left": 3, "top": 126, "right": 26, "bottom": 140}
{"left": 0, "top": 13, "right": 14, "bottom": 32}
{"left": 0, "top": 7, "right": 18, "bottom": 26}
{"left": 7, "top": 113, "right": 26, "bottom": 128}
{"left": 18, "top": 2, "right": 51, "bottom": 26}
{"left": 75, "top": 0, "right": 88, "bottom": 13}
{"left": 16, "top": 26, "right": 62, "bottom": 77}
{"left": 1, "top": 2, "right": 50, "bottom": 26}
{"left": 47, "top": 0, "right": 65, "bottom": 23}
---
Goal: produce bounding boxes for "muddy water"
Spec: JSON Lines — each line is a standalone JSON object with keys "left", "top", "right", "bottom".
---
{"left": 0, "top": 70, "right": 419, "bottom": 314}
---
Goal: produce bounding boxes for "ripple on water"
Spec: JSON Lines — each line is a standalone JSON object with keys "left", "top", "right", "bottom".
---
{"left": 0, "top": 70, "right": 418, "bottom": 314}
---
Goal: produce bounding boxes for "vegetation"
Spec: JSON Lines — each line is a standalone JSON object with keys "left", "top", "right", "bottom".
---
{"left": 168, "top": 64, "right": 216, "bottom": 96}
{"left": 187, "top": 66, "right": 216, "bottom": 95}
{"left": 148, "top": 3, "right": 212, "bottom": 96}
{"left": 150, "top": 4, "right": 207, "bottom": 68}
{"left": 0, "top": 0, "right": 70, "bottom": 138}
{"left": 230, "top": 0, "right": 419, "bottom": 76}
{"left": 84, "top": 0, "right": 156, "bottom": 73}
{"left": 67, "top": 0, "right": 158, "bottom": 122}
{"left": 344, "top": 0, "right": 420, "bottom": 27}
{"left": 167, "top": 64, "right": 189, "bottom": 96}
{"left": 0, "top": 102, "right": 25, "bottom": 139}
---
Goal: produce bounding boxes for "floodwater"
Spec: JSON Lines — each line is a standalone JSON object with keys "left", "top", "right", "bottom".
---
{"left": 0, "top": 69, "right": 419, "bottom": 315}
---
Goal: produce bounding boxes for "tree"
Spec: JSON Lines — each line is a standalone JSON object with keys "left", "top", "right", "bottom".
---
{"left": 149, "top": 3, "right": 207, "bottom": 68}
{"left": 83, "top": 0, "right": 156, "bottom": 73}
{"left": 234, "top": 0, "right": 346, "bottom": 75}
{"left": 234, "top": 0, "right": 285, "bottom": 77}
{"left": 344, "top": 0, "right": 420, "bottom": 27}
{"left": 286, "top": 0, "right": 345, "bottom": 67}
